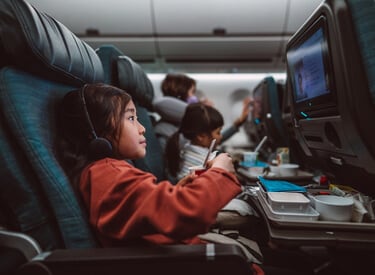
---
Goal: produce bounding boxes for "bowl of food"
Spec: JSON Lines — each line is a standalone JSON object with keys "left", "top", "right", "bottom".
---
{"left": 313, "top": 195, "right": 354, "bottom": 222}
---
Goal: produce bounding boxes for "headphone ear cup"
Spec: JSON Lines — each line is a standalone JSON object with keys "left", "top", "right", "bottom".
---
{"left": 88, "top": 138, "right": 113, "bottom": 160}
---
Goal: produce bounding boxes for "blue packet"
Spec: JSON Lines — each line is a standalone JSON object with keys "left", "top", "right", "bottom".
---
{"left": 258, "top": 176, "right": 306, "bottom": 192}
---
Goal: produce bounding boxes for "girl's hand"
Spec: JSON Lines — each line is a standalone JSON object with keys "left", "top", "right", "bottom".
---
{"left": 207, "top": 153, "right": 235, "bottom": 174}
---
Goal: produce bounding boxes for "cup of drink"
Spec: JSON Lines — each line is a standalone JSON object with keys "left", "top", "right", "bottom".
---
{"left": 243, "top": 151, "right": 259, "bottom": 166}
{"left": 188, "top": 165, "right": 207, "bottom": 176}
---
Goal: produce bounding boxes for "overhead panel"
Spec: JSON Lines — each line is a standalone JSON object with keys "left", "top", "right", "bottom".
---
{"left": 25, "top": 0, "right": 323, "bottom": 72}
{"left": 153, "top": 0, "right": 287, "bottom": 35}
{"left": 153, "top": 0, "right": 288, "bottom": 62}
{"left": 27, "top": 0, "right": 157, "bottom": 59}
{"left": 28, "top": 0, "right": 154, "bottom": 34}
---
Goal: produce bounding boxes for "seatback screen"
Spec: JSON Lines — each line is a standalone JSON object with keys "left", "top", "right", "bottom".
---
{"left": 287, "top": 16, "right": 336, "bottom": 118}
{"left": 290, "top": 28, "right": 329, "bottom": 103}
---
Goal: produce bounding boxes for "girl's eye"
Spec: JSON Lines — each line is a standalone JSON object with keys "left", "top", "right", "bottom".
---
{"left": 128, "top": 116, "right": 135, "bottom": 121}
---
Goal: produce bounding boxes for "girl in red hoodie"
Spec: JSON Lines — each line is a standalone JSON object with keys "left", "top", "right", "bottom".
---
{"left": 58, "top": 83, "right": 242, "bottom": 247}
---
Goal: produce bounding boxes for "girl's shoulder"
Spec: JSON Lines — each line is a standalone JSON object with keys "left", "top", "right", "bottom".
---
{"left": 87, "top": 158, "right": 135, "bottom": 172}
{"left": 184, "top": 143, "right": 208, "bottom": 155}
{"left": 85, "top": 158, "right": 156, "bottom": 181}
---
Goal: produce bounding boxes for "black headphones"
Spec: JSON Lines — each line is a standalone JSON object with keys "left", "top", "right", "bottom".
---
{"left": 79, "top": 84, "right": 113, "bottom": 160}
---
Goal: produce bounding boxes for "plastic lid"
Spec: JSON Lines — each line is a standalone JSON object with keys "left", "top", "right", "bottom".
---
{"left": 267, "top": 192, "right": 310, "bottom": 204}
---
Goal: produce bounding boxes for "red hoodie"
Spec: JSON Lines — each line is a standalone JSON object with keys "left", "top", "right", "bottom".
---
{"left": 79, "top": 158, "right": 242, "bottom": 246}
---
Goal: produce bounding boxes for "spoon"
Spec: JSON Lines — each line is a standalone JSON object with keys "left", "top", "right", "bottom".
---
{"left": 202, "top": 139, "right": 216, "bottom": 168}
{"left": 254, "top": 136, "right": 268, "bottom": 153}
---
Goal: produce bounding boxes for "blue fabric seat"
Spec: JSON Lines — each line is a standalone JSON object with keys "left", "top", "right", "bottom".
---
{"left": 259, "top": 76, "right": 287, "bottom": 150}
{"left": 0, "top": 0, "right": 101, "bottom": 249}
{"left": 0, "top": 68, "right": 98, "bottom": 249}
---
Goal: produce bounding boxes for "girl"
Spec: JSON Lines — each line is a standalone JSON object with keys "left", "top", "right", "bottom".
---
{"left": 165, "top": 103, "right": 224, "bottom": 181}
{"left": 57, "top": 83, "right": 241, "bottom": 247}
{"left": 155, "top": 73, "right": 252, "bottom": 151}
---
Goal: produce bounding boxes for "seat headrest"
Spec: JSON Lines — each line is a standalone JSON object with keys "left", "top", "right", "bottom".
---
{"left": 116, "top": 56, "right": 154, "bottom": 110}
{"left": 153, "top": 96, "right": 188, "bottom": 124}
{"left": 96, "top": 44, "right": 124, "bottom": 85}
{"left": 0, "top": 0, "right": 104, "bottom": 85}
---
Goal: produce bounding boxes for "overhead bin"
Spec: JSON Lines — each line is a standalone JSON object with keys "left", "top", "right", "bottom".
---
{"left": 153, "top": 0, "right": 288, "bottom": 35}
{"left": 156, "top": 37, "right": 286, "bottom": 62}
{"left": 27, "top": 0, "right": 154, "bottom": 35}
{"left": 153, "top": 0, "right": 287, "bottom": 62}
{"left": 27, "top": 0, "right": 323, "bottom": 71}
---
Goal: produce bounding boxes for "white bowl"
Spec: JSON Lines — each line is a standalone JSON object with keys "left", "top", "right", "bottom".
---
{"left": 314, "top": 195, "right": 354, "bottom": 222}
{"left": 278, "top": 163, "right": 299, "bottom": 177}
{"left": 269, "top": 165, "right": 279, "bottom": 175}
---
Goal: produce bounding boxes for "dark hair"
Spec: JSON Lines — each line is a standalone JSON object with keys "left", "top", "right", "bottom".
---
{"left": 161, "top": 73, "right": 196, "bottom": 101}
{"left": 165, "top": 103, "right": 224, "bottom": 176}
{"left": 57, "top": 83, "right": 132, "bottom": 185}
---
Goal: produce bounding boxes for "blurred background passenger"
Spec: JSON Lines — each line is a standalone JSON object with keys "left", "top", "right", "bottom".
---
{"left": 165, "top": 103, "right": 224, "bottom": 182}
{"left": 153, "top": 73, "right": 252, "bottom": 151}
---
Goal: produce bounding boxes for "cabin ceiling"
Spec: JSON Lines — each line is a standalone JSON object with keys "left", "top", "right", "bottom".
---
{"left": 27, "top": 0, "right": 323, "bottom": 73}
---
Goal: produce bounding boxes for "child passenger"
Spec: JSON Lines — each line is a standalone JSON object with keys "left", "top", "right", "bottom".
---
{"left": 154, "top": 73, "right": 253, "bottom": 151}
{"left": 165, "top": 103, "right": 224, "bottom": 181}
{"left": 57, "top": 83, "right": 241, "bottom": 247}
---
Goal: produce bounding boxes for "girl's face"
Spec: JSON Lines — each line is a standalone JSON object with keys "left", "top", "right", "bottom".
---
{"left": 116, "top": 100, "right": 147, "bottom": 159}
{"left": 196, "top": 127, "right": 223, "bottom": 148}
{"left": 186, "top": 84, "right": 199, "bottom": 104}
{"left": 210, "top": 127, "right": 223, "bottom": 147}
{"left": 187, "top": 84, "right": 196, "bottom": 98}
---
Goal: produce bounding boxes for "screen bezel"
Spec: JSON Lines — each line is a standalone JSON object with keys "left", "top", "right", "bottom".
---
{"left": 286, "top": 16, "right": 337, "bottom": 119}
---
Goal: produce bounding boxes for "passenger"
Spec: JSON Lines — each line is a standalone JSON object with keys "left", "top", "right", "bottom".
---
{"left": 165, "top": 103, "right": 224, "bottom": 181}
{"left": 57, "top": 83, "right": 241, "bottom": 247}
{"left": 160, "top": 73, "right": 199, "bottom": 103}
{"left": 153, "top": 73, "right": 252, "bottom": 151}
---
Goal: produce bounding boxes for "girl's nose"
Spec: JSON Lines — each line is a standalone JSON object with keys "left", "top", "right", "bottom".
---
{"left": 138, "top": 122, "right": 146, "bottom": 134}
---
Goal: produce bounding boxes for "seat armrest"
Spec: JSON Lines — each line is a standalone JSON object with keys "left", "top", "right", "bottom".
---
{"left": 0, "top": 229, "right": 42, "bottom": 261}
{"left": 16, "top": 244, "right": 252, "bottom": 275}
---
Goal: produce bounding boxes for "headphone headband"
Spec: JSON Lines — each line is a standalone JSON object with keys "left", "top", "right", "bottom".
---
{"left": 79, "top": 84, "right": 98, "bottom": 140}
{"left": 78, "top": 84, "right": 113, "bottom": 160}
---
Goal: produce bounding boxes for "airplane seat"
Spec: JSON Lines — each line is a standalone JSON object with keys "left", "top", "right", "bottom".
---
{"left": 96, "top": 45, "right": 166, "bottom": 181}
{"left": 152, "top": 96, "right": 188, "bottom": 152}
{"left": 0, "top": 1, "right": 251, "bottom": 274}
{"left": 95, "top": 44, "right": 124, "bottom": 85}
{"left": 258, "top": 76, "right": 288, "bottom": 151}
{"left": 286, "top": 0, "right": 375, "bottom": 195}
{"left": 0, "top": 0, "right": 100, "bottom": 250}
{"left": 245, "top": 76, "right": 287, "bottom": 162}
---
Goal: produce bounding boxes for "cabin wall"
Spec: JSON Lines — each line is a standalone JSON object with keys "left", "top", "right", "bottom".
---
{"left": 149, "top": 73, "right": 286, "bottom": 148}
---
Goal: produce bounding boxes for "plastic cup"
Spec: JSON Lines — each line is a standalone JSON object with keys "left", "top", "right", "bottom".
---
{"left": 188, "top": 165, "right": 207, "bottom": 176}
{"left": 243, "top": 151, "right": 259, "bottom": 166}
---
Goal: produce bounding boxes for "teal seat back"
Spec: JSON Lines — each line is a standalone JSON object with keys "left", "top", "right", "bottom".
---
{"left": 0, "top": 68, "right": 97, "bottom": 249}
{"left": 0, "top": 0, "right": 103, "bottom": 249}
{"left": 262, "top": 76, "right": 288, "bottom": 149}
{"left": 348, "top": 0, "right": 375, "bottom": 100}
